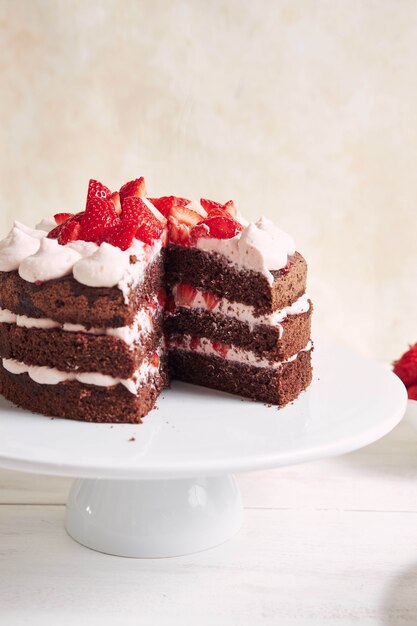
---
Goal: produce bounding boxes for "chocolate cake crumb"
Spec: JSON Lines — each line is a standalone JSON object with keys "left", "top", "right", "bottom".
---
{"left": 169, "top": 349, "right": 312, "bottom": 406}
{"left": 0, "top": 255, "right": 164, "bottom": 327}
{"left": 166, "top": 246, "right": 307, "bottom": 312}
{"left": 0, "top": 322, "right": 163, "bottom": 379}
{"left": 165, "top": 304, "right": 312, "bottom": 360}
{"left": 0, "top": 364, "right": 169, "bottom": 423}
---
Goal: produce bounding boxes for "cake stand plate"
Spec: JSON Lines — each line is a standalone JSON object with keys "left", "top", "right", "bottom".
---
{"left": 0, "top": 347, "right": 407, "bottom": 557}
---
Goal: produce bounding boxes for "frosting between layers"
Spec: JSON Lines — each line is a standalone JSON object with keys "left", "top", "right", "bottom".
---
{"left": 0, "top": 304, "right": 158, "bottom": 346}
{"left": 171, "top": 285, "right": 310, "bottom": 333}
{"left": 168, "top": 335, "right": 312, "bottom": 369}
{"left": 2, "top": 353, "right": 162, "bottom": 395}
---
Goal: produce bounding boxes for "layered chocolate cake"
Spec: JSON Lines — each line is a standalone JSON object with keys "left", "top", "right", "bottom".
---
{"left": 0, "top": 179, "right": 312, "bottom": 423}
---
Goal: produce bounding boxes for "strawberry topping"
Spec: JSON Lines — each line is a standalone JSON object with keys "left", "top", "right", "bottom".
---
{"left": 108, "top": 191, "right": 122, "bottom": 215}
{"left": 168, "top": 205, "right": 202, "bottom": 245}
{"left": 171, "top": 205, "right": 202, "bottom": 227}
{"left": 201, "top": 198, "right": 237, "bottom": 218}
{"left": 122, "top": 196, "right": 164, "bottom": 245}
{"left": 190, "top": 215, "right": 242, "bottom": 242}
{"left": 54, "top": 212, "right": 73, "bottom": 225}
{"left": 149, "top": 196, "right": 191, "bottom": 218}
{"left": 80, "top": 196, "right": 119, "bottom": 242}
{"left": 47, "top": 212, "right": 84, "bottom": 240}
{"left": 175, "top": 283, "right": 197, "bottom": 307}
{"left": 99, "top": 221, "right": 138, "bottom": 251}
{"left": 119, "top": 177, "right": 147, "bottom": 203}
{"left": 45, "top": 178, "right": 244, "bottom": 252}
{"left": 87, "top": 179, "right": 111, "bottom": 202}
{"left": 57, "top": 221, "right": 81, "bottom": 245}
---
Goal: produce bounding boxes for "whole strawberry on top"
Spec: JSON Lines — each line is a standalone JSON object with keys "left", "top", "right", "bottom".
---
{"left": 393, "top": 343, "right": 417, "bottom": 400}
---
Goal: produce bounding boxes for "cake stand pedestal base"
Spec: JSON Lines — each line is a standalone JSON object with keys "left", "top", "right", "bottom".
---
{"left": 65, "top": 475, "right": 243, "bottom": 558}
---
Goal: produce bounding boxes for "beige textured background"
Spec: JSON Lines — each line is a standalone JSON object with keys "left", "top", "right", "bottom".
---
{"left": 1, "top": 0, "right": 416, "bottom": 361}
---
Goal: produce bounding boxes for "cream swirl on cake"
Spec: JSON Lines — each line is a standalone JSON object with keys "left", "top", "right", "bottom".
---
{"left": 0, "top": 215, "right": 296, "bottom": 288}
{"left": 194, "top": 217, "right": 296, "bottom": 283}
{"left": 0, "top": 220, "right": 162, "bottom": 300}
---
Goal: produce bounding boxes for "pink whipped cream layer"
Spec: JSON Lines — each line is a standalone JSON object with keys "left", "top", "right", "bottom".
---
{"left": 170, "top": 284, "right": 310, "bottom": 333}
{"left": 168, "top": 334, "right": 312, "bottom": 369}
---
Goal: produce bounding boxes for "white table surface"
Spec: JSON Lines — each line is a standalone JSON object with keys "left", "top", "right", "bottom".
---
{"left": 1, "top": 412, "right": 417, "bottom": 626}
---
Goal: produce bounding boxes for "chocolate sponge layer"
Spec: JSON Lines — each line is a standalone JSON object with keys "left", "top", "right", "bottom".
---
{"left": 0, "top": 360, "right": 169, "bottom": 423}
{"left": 166, "top": 246, "right": 307, "bottom": 313}
{"left": 169, "top": 348, "right": 312, "bottom": 406}
{"left": 165, "top": 303, "right": 312, "bottom": 361}
{"left": 0, "top": 320, "right": 163, "bottom": 378}
{"left": 0, "top": 254, "right": 164, "bottom": 328}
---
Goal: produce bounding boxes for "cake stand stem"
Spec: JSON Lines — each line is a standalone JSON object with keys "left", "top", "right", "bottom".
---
{"left": 65, "top": 474, "right": 243, "bottom": 558}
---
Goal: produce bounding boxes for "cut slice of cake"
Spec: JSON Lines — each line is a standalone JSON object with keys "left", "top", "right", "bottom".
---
{"left": 163, "top": 199, "right": 312, "bottom": 406}
{"left": 0, "top": 180, "right": 312, "bottom": 423}
{"left": 0, "top": 179, "right": 169, "bottom": 422}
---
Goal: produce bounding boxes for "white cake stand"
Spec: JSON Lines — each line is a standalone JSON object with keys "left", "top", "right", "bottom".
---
{"left": 0, "top": 347, "right": 407, "bottom": 558}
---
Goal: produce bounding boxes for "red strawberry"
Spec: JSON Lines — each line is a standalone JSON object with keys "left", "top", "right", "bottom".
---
{"left": 165, "top": 296, "right": 176, "bottom": 314}
{"left": 171, "top": 205, "right": 201, "bottom": 227}
{"left": 86, "top": 179, "right": 111, "bottom": 203}
{"left": 151, "top": 352, "right": 160, "bottom": 368}
{"left": 148, "top": 196, "right": 191, "bottom": 218}
{"left": 136, "top": 216, "right": 164, "bottom": 245}
{"left": 175, "top": 283, "right": 197, "bottom": 307}
{"left": 393, "top": 344, "right": 417, "bottom": 387}
{"left": 99, "top": 221, "right": 137, "bottom": 251}
{"left": 119, "top": 177, "right": 147, "bottom": 203}
{"left": 202, "top": 291, "right": 220, "bottom": 311}
{"left": 54, "top": 212, "right": 73, "bottom": 225}
{"left": 200, "top": 198, "right": 222, "bottom": 213}
{"left": 122, "top": 197, "right": 164, "bottom": 245}
{"left": 80, "top": 197, "right": 119, "bottom": 242}
{"left": 48, "top": 212, "right": 84, "bottom": 240}
{"left": 188, "top": 223, "right": 210, "bottom": 244}
{"left": 47, "top": 225, "right": 62, "bottom": 239}
{"left": 122, "top": 196, "right": 150, "bottom": 224}
{"left": 157, "top": 287, "right": 167, "bottom": 307}
{"left": 223, "top": 200, "right": 237, "bottom": 218}
{"left": 201, "top": 198, "right": 237, "bottom": 218}
{"left": 212, "top": 341, "right": 230, "bottom": 358}
{"left": 205, "top": 216, "right": 242, "bottom": 239}
{"left": 168, "top": 205, "right": 202, "bottom": 245}
{"left": 168, "top": 219, "right": 189, "bottom": 245}
{"left": 109, "top": 191, "right": 122, "bottom": 215}
{"left": 190, "top": 216, "right": 242, "bottom": 242}
{"left": 408, "top": 385, "right": 417, "bottom": 400}
{"left": 190, "top": 336, "right": 201, "bottom": 350}
{"left": 57, "top": 221, "right": 81, "bottom": 245}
